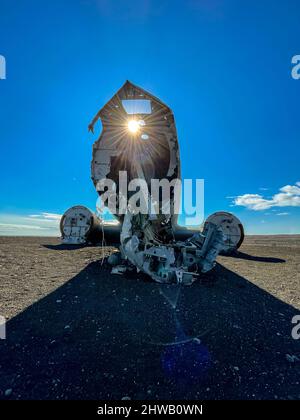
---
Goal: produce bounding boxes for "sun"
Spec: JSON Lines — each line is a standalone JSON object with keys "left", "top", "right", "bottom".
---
{"left": 127, "top": 119, "right": 140, "bottom": 134}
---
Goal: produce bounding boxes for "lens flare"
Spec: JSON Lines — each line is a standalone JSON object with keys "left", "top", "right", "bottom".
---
{"left": 127, "top": 119, "right": 140, "bottom": 134}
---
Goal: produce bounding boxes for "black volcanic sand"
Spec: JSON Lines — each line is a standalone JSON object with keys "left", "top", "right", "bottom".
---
{"left": 0, "top": 236, "right": 299, "bottom": 400}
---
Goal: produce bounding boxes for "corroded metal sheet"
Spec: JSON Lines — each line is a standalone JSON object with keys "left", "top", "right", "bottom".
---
{"left": 89, "top": 80, "right": 180, "bottom": 222}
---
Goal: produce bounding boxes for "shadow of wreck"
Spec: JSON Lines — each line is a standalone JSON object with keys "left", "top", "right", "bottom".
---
{"left": 0, "top": 261, "right": 299, "bottom": 400}
{"left": 230, "top": 251, "right": 286, "bottom": 263}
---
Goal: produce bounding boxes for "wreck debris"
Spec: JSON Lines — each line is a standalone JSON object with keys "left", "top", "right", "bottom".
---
{"left": 87, "top": 81, "right": 230, "bottom": 284}
{"left": 111, "top": 265, "right": 128, "bottom": 275}
{"left": 61, "top": 81, "right": 245, "bottom": 284}
{"left": 119, "top": 212, "right": 225, "bottom": 284}
{"left": 89, "top": 80, "right": 181, "bottom": 226}
{"left": 60, "top": 206, "right": 122, "bottom": 246}
{"left": 60, "top": 206, "right": 102, "bottom": 245}
{"left": 204, "top": 211, "right": 244, "bottom": 254}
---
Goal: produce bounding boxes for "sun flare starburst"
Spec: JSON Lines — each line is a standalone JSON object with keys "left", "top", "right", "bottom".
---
{"left": 127, "top": 119, "right": 140, "bottom": 134}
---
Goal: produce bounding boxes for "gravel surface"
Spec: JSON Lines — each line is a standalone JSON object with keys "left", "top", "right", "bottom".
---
{"left": 0, "top": 236, "right": 299, "bottom": 400}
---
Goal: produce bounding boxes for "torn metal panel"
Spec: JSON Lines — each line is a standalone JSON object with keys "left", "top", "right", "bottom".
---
{"left": 60, "top": 206, "right": 102, "bottom": 245}
{"left": 89, "top": 80, "right": 181, "bottom": 225}
{"left": 60, "top": 206, "right": 123, "bottom": 246}
{"left": 117, "top": 210, "right": 225, "bottom": 284}
{"left": 204, "top": 212, "right": 244, "bottom": 254}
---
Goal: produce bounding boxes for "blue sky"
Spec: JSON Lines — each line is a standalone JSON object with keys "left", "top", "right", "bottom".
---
{"left": 0, "top": 0, "right": 300, "bottom": 235}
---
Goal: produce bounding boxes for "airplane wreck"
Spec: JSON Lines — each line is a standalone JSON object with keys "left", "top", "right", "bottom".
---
{"left": 60, "top": 81, "right": 244, "bottom": 284}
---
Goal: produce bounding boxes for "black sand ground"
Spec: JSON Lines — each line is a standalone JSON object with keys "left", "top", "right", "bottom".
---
{"left": 0, "top": 236, "right": 299, "bottom": 400}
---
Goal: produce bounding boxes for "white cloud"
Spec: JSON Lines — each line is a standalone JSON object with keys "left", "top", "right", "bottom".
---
{"left": 0, "top": 212, "right": 61, "bottom": 236}
{"left": 233, "top": 182, "right": 300, "bottom": 211}
{"left": 29, "top": 212, "right": 61, "bottom": 221}
{"left": 0, "top": 223, "right": 48, "bottom": 230}
{"left": 280, "top": 185, "right": 300, "bottom": 195}
{"left": 276, "top": 212, "right": 290, "bottom": 216}
{"left": 234, "top": 194, "right": 270, "bottom": 210}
